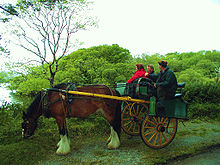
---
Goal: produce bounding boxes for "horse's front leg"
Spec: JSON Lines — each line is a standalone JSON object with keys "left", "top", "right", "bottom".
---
{"left": 108, "top": 126, "right": 120, "bottom": 149}
{"left": 56, "top": 119, "right": 70, "bottom": 155}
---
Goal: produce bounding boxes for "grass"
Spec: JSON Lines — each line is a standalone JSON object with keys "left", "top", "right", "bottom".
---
{"left": 0, "top": 103, "right": 220, "bottom": 165}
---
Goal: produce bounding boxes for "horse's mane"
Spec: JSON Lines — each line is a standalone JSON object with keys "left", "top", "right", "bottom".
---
{"left": 26, "top": 91, "right": 42, "bottom": 117}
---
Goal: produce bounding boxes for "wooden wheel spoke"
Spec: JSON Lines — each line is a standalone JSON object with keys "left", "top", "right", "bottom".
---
{"left": 148, "top": 131, "right": 157, "bottom": 142}
{"left": 139, "top": 106, "right": 145, "bottom": 114}
{"left": 122, "top": 113, "right": 130, "bottom": 116}
{"left": 124, "top": 120, "right": 132, "bottom": 127}
{"left": 160, "top": 117, "right": 164, "bottom": 123}
{"left": 133, "top": 122, "right": 137, "bottom": 132}
{"left": 153, "top": 117, "right": 158, "bottom": 123}
{"left": 158, "top": 117, "right": 160, "bottom": 123}
{"left": 154, "top": 132, "right": 159, "bottom": 145}
{"left": 141, "top": 118, "right": 177, "bottom": 149}
{"left": 162, "top": 132, "right": 168, "bottom": 141}
{"left": 135, "top": 105, "right": 140, "bottom": 115}
{"left": 122, "top": 103, "right": 148, "bottom": 136}
{"left": 159, "top": 132, "right": 162, "bottom": 145}
{"left": 163, "top": 118, "right": 168, "bottom": 124}
{"left": 122, "top": 118, "right": 132, "bottom": 121}
{"left": 144, "top": 129, "right": 155, "bottom": 137}
{"left": 147, "top": 120, "right": 157, "bottom": 126}
{"left": 127, "top": 122, "right": 133, "bottom": 132}
{"left": 144, "top": 126, "right": 154, "bottom": 129}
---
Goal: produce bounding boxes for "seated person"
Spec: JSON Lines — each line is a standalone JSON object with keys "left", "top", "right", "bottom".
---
{"left": 153, "top": 60, "right": 178, "bottom": 116}
{"left": 145, "top": 64, "right": 158, "bottom": 82}
{"left": 154, "top": 60, "right": 177, "bottom": 100}
{"left": 127, "top": 64, "right": 147, "bottom": 83}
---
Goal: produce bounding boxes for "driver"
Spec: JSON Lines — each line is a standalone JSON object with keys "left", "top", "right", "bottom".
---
{"left": 154, "top": 60, "right": 177, "bottom": 100}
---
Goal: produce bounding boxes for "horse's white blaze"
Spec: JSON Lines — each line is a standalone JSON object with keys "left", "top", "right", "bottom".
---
{"left": 56, "top": 135, "right": 70, "bottom": 155}
{"left": 108, "top": 127, "right": 120, "bottom": 149}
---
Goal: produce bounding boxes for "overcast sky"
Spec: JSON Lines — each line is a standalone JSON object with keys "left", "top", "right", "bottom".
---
{"left": 76, "top": 0, "right": 220, "bottom": 55}
{"left": 1, "top": 0, "right": 220, "bottom": 70}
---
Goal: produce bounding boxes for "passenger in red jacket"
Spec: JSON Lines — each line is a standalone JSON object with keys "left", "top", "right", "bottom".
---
{"left": 127, "top": 64, "right": 147, "bottom": 83}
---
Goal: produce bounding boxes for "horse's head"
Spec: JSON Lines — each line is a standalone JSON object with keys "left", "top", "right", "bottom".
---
{"left": 22, "top": 111, "right": 38, "bottom": 138}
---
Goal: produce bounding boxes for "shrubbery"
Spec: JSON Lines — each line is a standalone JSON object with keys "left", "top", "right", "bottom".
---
{"left": 188, "top": 103, "right": 220, "bottom": 119}
{"left": 183, "top": 82, "right": 220, "bottom": 120}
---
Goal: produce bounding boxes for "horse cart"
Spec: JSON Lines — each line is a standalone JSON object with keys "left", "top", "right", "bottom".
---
{"left": 22, "top": 78, "right": 188, "bottom": 155}
{"left": 115, "top": 78, "right": 188, "bottom": 149}
{"left": 55, "top": 78, "right": 188, "bottom": 149}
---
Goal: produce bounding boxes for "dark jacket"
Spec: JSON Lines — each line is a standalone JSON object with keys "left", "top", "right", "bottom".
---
{"left": 147, "top": 71, "right": 158, "bottom": 82}
{"left": 156, "top": 67, "right": 177, "bottom": 100}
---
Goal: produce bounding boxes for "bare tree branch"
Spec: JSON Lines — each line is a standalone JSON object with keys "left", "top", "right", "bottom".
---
{"left": 10, "top": 0, "right": 96, "bottom": 87}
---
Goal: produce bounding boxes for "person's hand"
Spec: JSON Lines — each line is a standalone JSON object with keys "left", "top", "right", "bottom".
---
{"left": 145, "top": 72, "right": 149, "bottom": 77}
{"left": 154, "top": 83, "right": 157, "bottom": 88}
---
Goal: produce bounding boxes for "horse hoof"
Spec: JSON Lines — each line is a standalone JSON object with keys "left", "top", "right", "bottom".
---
{"left": 107, "top": 146, "right": 119, "bottom": 150}
{"left": 107, "top": 143, "right": 120, "bottom": 150}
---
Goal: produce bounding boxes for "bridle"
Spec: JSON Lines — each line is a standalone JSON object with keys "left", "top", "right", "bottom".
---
{"left": 22, "top": 117, "right": 37, "bottom": 138}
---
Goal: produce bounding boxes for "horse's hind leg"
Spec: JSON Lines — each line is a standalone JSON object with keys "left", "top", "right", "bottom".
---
{"left": 105, "top": 102, "right": 121, "bottom": 149}
{"left": 56, "top": 119, "right": 70, "bottom": 155}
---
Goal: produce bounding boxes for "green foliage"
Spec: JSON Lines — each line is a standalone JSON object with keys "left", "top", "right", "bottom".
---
{"left": 182, "top": 82, "right": 220, "bottom": 119}
{"left": 55, "top": 44, "right": 133, "bottom": 85}
{"left": 8, "top": 65, "right": 50, "bottom": 95}
{"left": 17, "top": 78, "right": 50, "bottom": 95}
{"left": 188, "top": 103, "right": 220, "bottom": 119}
{"left": 177, "top": 68, "right": 213, "bottom": 83}
{"left": 0, "top": 102, "right": 23, "bottom": 126}
{"left": 0, "top": 71, "right": 10, "bottom": 83}
{"left": 183, "top": 82, "right": 220, "bottom": 104}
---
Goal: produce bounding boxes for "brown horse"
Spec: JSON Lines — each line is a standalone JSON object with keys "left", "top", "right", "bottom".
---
{"left": 22, "top": 83, "right": 121, "bottom": 155}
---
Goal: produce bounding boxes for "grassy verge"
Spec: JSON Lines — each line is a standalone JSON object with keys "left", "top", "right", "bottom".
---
{"left": 1, "top": 114, "right": 219, "bottom": 165}
{"left": 1, "top": 101, "right": 220, "bottom": 165}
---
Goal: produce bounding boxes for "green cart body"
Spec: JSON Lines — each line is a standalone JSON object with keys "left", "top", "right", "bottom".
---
{"left": 115, "top": 78, "right": 188, "bottom": 149}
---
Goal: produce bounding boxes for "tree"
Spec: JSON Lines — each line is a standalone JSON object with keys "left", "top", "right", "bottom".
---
{"left": 56, "top": 44, "right": 133, "bottom": 85}
{"left": 8, "top": 0, "right": 96, "bottom": 87}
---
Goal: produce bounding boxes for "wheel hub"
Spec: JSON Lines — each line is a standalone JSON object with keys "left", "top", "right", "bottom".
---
{"left": 157, "top": 124, "right": 165, "bottom": 132}
{"left": 133, "top": 116, "right": 138, "bottom": 122}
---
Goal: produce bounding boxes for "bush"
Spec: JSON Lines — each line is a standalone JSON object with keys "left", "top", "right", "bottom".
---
{"left": 183, "top": 82, "right": 220, "bottom": 103}
{"left": 188, "top": 103, "right": 220, "bottom": 120}
{"left": 0, "top": 102, "right": 24, "bottom": 125}
{"left": 182, "top": 82, "right": 220, "bottom": 120}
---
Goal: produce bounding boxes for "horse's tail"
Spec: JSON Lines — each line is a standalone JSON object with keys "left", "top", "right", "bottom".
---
{"left": 113, "top": 90, "right": 122, "bottom": 138}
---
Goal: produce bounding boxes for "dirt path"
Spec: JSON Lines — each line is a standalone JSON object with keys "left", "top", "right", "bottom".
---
{"left": 168, "top": 146, "right": 220, "bottom": 165}
{"left": 38, "top": 120, "right": 220, "bottom": 165}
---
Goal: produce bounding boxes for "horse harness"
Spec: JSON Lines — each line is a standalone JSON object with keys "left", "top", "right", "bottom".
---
{"left": 41, "top": 83, "right": 116, "bottom": 118}
{"left": 41, "top": 84, "right": 76, "bottom": 118}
